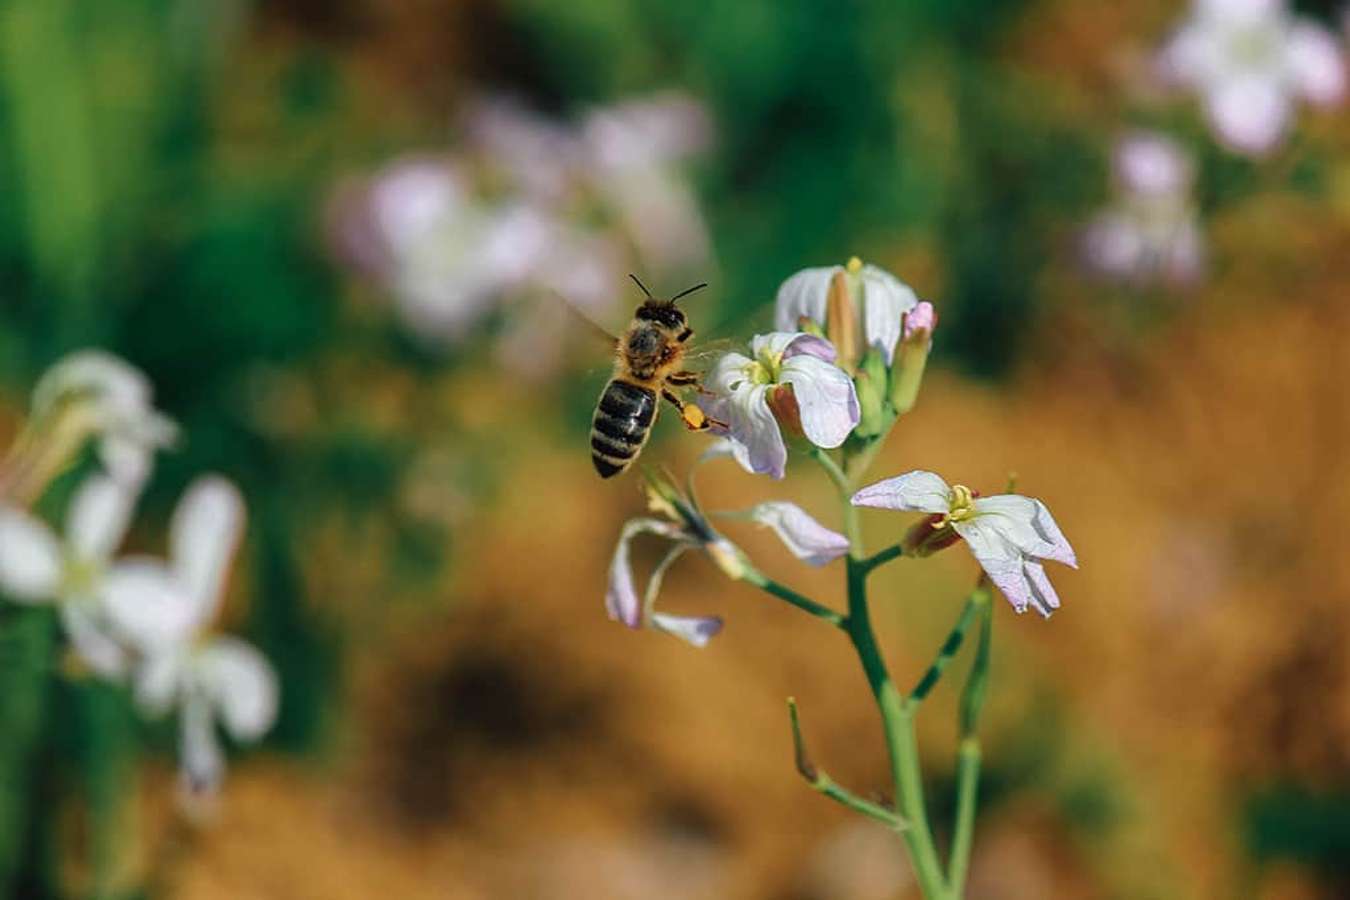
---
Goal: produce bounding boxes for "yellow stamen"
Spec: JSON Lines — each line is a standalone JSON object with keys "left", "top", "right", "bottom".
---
{"left": 933, "top": 484, "right": 977, "bottom": 529}
{"left": 846, "top": 256, "right": 863, "bottom": 274}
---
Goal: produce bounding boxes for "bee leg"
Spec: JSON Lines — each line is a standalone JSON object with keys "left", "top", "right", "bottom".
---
{"left": 662, "top": 388, "right": 715, "bottom": 431}
{"left": 667, "top": 371, "right": 700, "bottom": 386}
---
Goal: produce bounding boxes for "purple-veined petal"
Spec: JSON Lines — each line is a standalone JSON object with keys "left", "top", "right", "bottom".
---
{"left": 858, "top": 265, "right": 918, "bottom": 362}
{"left": 0, "top": 507, "right": 61, "bottom": 602}
{"left": 650, "top": 613, "right": 724, "bottom": 647}
{"left": 779, "top": 354, "right": 859, "bottom": 449}
{"left": 748, "top": 502, "right": 849, "bottom": 566}
{"left": 1022, "top": 559, "right": 1062, "bottom": 618}
{"left": 711, "top": 384, "right": 788, "bottom": 479}
{"left": 972, "top": 495, "right": 1078, "bottom": 568}
{"left": 851, "top": 471, "right": 951, "bottom": 514}
{"left": 68, "top": 475, "right": 138, "bottom": 564}
{"left": 1286, "top": 22, "right": 1345, "bottom": 106}
{"left": 953, "top": 518, "right": 1035, "bottom": 614}
{"left": 781, "top": 333, "right": 839, "bottom": 364}
{"left": 170, "top": 476, "right": 245, "bottom": 630}
{"left": 199, "top": 636, "right": 279, "bottom": 742}
{"left": 1205, "top": 76, "right": 1290, "bottom": 156}
{"left": 606, "top": 518, "right": 685, "bottom": 629}
{"left": 102, "top": 557, "right": 198, "bottom": 651}
{"left": 774, "top": 267, "right": 838, "bottom": 333}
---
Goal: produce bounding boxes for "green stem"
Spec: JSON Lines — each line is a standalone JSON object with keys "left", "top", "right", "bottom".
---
{"left": 861, "top": 542, "right": 904, "bottom": 574}
{"left": 910, "top": 591, "right": 983, "bottom": 703}
{"left": 787, "top": 698, "right": 907, "bottom": 831}
{"left": 742, "top": 567, "right": 846, "bottom": 629}
{"left": 949, "top": 591, "right": 992, "bottom": 896}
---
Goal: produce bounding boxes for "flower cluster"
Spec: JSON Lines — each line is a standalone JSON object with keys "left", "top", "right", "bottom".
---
{"left": 1082, "top": 132, "right": 1205, "bottom": 286}
{"left": 0, "top": 351, "right": 276, "bottom": 804}
{"left": 603, "top": 260, "right": 1076, "bottom": 644}
{"left": 330, "top": 92, "right": 713, "bottom": 372}
{"left": 1156, "top": 0, "right": 1345, "bottom": 157}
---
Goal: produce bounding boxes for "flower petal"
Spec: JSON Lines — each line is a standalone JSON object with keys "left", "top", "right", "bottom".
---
{"left": 60, "top": 604, "right": 127, "bottom": 678}
{"left": 199, "top": 636, "right": 279, "bottom": 742}
{"left": 779, "top": 354, "right": 859, "bottom": 448}
{"left": 748, "top": 502, "right": 849, "bottom": 566}
{"left": 1286, "top": 22, "right": 1345, "bottom": 106}
{"left": 707, "top": 351, "right": 754, "bottom": 395}
{"left": 135, "top": 650, "right": 186, "bottom": 717}
{"left": 781, "top": 333, "right": 839, "bottom": 364}
{"left": 858, "top": 265, "right": 918, "bottom": 362}
{"left": 1022, "top": 559, "right": 1062, "bottom": 618}
{"left": 1204, "top": 76, "right": 1290, "bottom": 156}
{"left": 0, "top": 507, "right": 61, "bottom": 601}
{"left": 774, "top": 267, "right": 838, "bottom": 333}
{"left": 606, "top": 518, "right": 685, "bottom": 629}
{"left": 171, "top": 476, "right": 245, "bottom": 628}
{"left": 973, "top": 495, "right": 1077, "bottom": 567}
{"left": 179, "top": 693, "right": 225, "bottom": 796}
{"left": 851, "top": 471, "right": 951, "bottom": 514}
{"left": 68, "top": 475, "right": 139, "bottom": 564}
{"left": 650, "top": 613, "right": 724, "bottom": 648}
{"left": 709, "top": 384, "right": 788, "bottom": 479}
{"left": 102, "top": 558, "right": 197, "bottom": 651}
{"left": 953, "top": 518, "right": 1035, "bottom": 614}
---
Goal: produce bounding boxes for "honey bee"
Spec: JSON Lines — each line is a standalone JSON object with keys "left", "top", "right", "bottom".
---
{"left": 590, "top": 275, "right": 718, "bottom": 478}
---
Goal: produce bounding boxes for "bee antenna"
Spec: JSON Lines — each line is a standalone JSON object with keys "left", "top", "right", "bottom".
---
{"left": 628, "top": 273, "right": 655, "bottom": 301}
{"left": 669, "top": 282, "right": 708, "bottom": 303}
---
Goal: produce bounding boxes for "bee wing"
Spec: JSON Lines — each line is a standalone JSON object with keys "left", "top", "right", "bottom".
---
{"left": 548, "top": 289, "right": 621, "bottom": 347}
{"left": 680, "top": 338, "right": 740, "bottom": 370}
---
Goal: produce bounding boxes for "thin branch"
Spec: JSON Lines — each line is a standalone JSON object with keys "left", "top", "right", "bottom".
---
{"left": 742, "top": 568, "right": 846, "bottom": 629}
{"left": 787, "top": 698, "right": 907, "bottom": 832}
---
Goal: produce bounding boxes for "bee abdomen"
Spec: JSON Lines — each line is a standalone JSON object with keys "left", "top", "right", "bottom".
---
{"left": 591, "top": 380, "right": 656, "bottom": 478}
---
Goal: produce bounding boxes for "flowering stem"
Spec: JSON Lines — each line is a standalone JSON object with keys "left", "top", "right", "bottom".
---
{"left": 741, "top": 567, "right": 846, "bottom": 629}
{"left": 948, "top": 590, "right": 992, "bottom": 896}
{"left": 909, "top": 589, "right": 984, "bottom": 703}
{"left": 861, "top": 543, "right": 904, "bottom": 574}
{"left": 787, "top": 698, "right": 908, "bottom": 831}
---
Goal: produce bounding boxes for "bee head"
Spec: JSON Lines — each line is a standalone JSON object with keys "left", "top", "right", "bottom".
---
{"left": 634, "top": 301, "right": 687, "bottom": 331}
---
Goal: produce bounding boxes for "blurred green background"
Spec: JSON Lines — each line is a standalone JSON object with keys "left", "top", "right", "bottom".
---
{"left": 3, "top": 1, "right": 1350, "bottom": 898}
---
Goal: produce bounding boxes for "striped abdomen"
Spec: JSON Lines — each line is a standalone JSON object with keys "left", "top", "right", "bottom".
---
{"left": 591, "top": 379, "right": 656, "bottom": 478}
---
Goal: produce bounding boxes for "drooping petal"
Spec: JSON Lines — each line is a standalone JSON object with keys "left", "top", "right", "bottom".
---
{"left": 1204, "top": 76, "right": 1290, "bottom": 156}
{"left": 642, "top": 543, "right": 690, "bottom": 622}
{"left": 199, "top": 636, "right": 279, "bottom": 742}
{"left": 858, "top": 265, "right": 918, "bottom": 362}
{"left": 1286, "top": 22, "right": 1346, "bottom": 106}
{"left": 851, "top": 471, "right": 951, "bottom": 514}
{"left": 779, "top": 354, "right": 859, "bottom": 449}
{"left": 1022, "top": 559, "right": 1062, "bottom": 618}
{"left": 605, "top": 518, "right": 685, "bottom": 629}
{"left": 774, "top": 267, "right": 838, "bottom": 333}
{"left": 973, "top": 495, "right": 1077, "bottom": 567}
{"left": 748, "top": 502, "right": 849, "bottom": 566}
{"left": 60, "top": 603, "right": 127, "bottom": 678}
{"left": 952, "top": 518, "right": 1035, "bottom": 614}
{"left": 650, "top": 613, "right": 724, "bottom": 648}
{"left": 133, "top": 650, "right": 186, "bottom": 717}
{"left": 68, "top": 475, "right": 138, "bottom": 564}
{"left": 0, "top": 507, "right": 62, "bottom": 601}
{"left": 102, "top": 558, "right": 198, "bottom": 651}
{"left": 178, "top": 693, "right": 225, "bottom": 796}
{"left": 170, "top": 476, "right": 245, "bottom": 629}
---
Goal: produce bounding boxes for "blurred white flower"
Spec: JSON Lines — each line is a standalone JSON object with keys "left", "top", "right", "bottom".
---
{"left": 852, "top": 470, "right": 1077, "bottom": 617}
{"left": 1157, "top": 0, "right": 1345, "bottom": 155}
{"left": 103, "top": 476, "right": 277, "bottom": 797}
{"left": 705, "top": 333, "right": 859, "bottom": 480}
{"left": 744, "top": 502, "right": 849, "bottom": 566}
{"left": 774, "top": 259, "right": 920, "bottom": 365}
{"left": 1082, "top": 132, "right": 1205, "bottom": 285}
{"left": 0, "top": 475, "right": 149, "bottom": 675}
{"left": 30, "top": 350, "right": 177, "bottom": 487}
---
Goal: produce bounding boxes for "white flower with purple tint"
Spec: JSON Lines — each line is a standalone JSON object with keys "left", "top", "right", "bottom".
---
{"left": 745, "top": 502, "right": 850, "bottom": 567}
{"left": 1082, "top": 132, "right": 1205, "bottom": 285}
{"left": 852, "top": 471, "right": 1077, "bottom": 617}
{"left": 0, "top": 475, "right": 147, "bottom": 676}
{"left": 606, "top": 517, "right": 729, "bottom": 647}
{"left": 1157, "top": 0, "right": 1346, "bottom": 156}
{"left": 774, "top": 259, "right": 919, "bottom": 364}
{"left": 705, "top": 333, "right": 860, "bottom": 480}
{"left": 103, "top": 477, "right": 277, "bottom": 797}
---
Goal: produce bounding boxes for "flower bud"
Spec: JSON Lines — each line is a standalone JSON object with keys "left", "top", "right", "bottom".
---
{"left": 825, "top": 268, "right": 859, "bottom": 373}
{"left": 852, "top": 348, "right": 889, "bottom": 439}
{"left": 902, "top": 513, "right": 962, "bottom": 558}
{"left": 889, "top": 301, "right": 936, "bottom": 415}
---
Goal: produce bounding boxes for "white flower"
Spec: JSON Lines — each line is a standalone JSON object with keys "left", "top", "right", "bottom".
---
{"left": 1157, "top": 0, "right": 1345, "bottom": 156}
{"left": 852, "top": 471, "right": 1077, "bottom": 617}
{"left": 31, "top": 350, "right": 177, "bottom": 486}
{"left": 705, "top": 333, "right": 860, "bottom": 480}
{"left": 1082, "top": 132, "right": 1205, "bottom": 285}
{"left": 0, "top": 475, "right": 151, "bottom": 675}
{"left": 744, "top": 502, "right": 849, "bottom": 567}
{"left": 606, "top": 518, "right": 727, "bottom": 647}
{"left": 102, "top": 477, "right": 278, "bottom": 796}
{"left": 774, "top": 260, "right": 919, "bottom": 364}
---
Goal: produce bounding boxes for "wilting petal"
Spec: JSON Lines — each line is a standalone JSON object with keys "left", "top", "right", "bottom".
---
{"left": 68, "top": 475, "right": 138, "bottom": 564}
{"left": 0, "top": 507, "right": 61, "bottom": 601}
{"left": 973, "top": 495, "right": 1078, "bottom": 567}
{"left": 1286, "top": 22, "right": 1346, "bottom": 106}
{"left": 774, "top": 267, "right": 837, "bottom": 333}
{"left": 858, "top": 265, "right": 918, "bottom": 362}
{"left": 851, "top": 471, "right": 952, "bottom": 514}
{"left": 606, "top": 518, "right": 685, "bottom": 629}
{"left": 1022, "top": 559, "right": 1062, "bottom": 618}
{"left": 171, "top": 476, "right": 245, "bottom": 628}
{"left": 103, "top": 558, "right": 197, "bottom": 651}
{"left": 953, "top": 518, "right": 1035, "bottom": 614}
{"left": 650, "top": 613, "right": 723, "bottom": 647}
{"left": 1205, "top": 76, "right": 1289, "bottom": 155}
{"left": 60, "top": 604, "right": 127, "bottom": 678}
{"left": 199, "top": 637, "right": 278, "bottom": 742}
{"left": 779, "top": 354, "right": 859, "bottom": 448}
{"left": 748, "top": 502, "right": 849, "bottom": 566}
